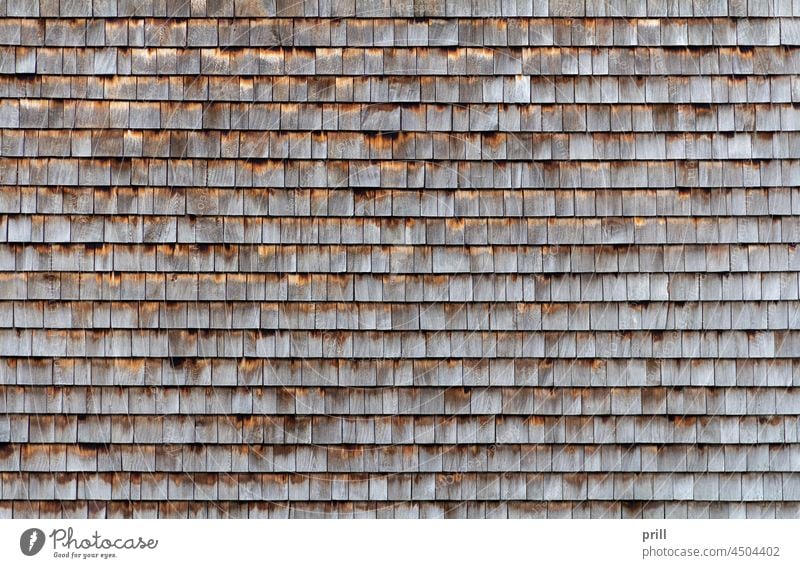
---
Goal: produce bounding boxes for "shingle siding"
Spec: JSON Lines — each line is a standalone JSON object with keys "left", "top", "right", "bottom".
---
{"left": 0, "top": 0, "right": 799, "bottom": 518}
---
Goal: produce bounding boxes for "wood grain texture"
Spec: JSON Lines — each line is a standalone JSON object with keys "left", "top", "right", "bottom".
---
{"left": 1, "top": 0, "right": 799, "bottom": 518}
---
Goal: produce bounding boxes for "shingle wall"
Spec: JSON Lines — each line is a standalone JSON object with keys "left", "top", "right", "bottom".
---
{"left": 1, "top": 0, "right": 800, "bottom": 519}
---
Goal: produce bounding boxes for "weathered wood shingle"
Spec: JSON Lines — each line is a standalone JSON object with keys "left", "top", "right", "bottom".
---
{"left": 0, "top": 0, "right": 798, "bottom": 518}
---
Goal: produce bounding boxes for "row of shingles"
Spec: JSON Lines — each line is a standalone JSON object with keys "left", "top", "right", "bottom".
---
{"left": 0, "top": 243, "right": 798, "bottom": 274}
{"left": 1, "top": 271, "right": 797, "bottom": 301}
{"left": 3, "top": 472, "right": 800, "bottom": 502}
{"left": 7, "top": 500, "right": 800, "bottom": 519}
{"left": 1, "top": 161, "right": 796, "bottom": 192}
{"left": 2, "top": 299, "right": 800, "bottom": 330}
{"left": 0, "top": 158, "right": 795, "bottom": 197}
{"left": 35, "top": 243, "right": 800, "bottom": 276}
{"left": 2, "top": 415, "right": 798, "bottom": 444}
{"left": 0, "top": 125, "right": 793, "bottom": 161}
{"left": 18, "top": 435, "right": 756, "bottom": 455}
{"left": 0, "top": 108, "right": 798, "bottom": 146}
{"left": 3, "top": 160, "right": 800, "bottom": 188}
{"left": 3, "top": 144, "right": 800, "bottom": 180}
{"left": 0, "top": 0, "right": 785, "bottom": 18}
{"left": 2, "top": 270, "right": 795, "bottom": 305}
{"left": 0, "top": 329, "right": 794, "bottom": 358}
{"left": 0, "top": 357, "right": 796, "bottom": 386}
{"left": 4, "top": 102, "right": 800, "bottom": 130}
{"left": 47, "top": 416, "right": 800, "bottom": 447}
{"left": 2, "top": 216, "right": 799, "bottom": 243}
{"left": 4, "top": 385, "right": 800, "bottom": 413}
{"left": 0, "top": 216, "right": 784, "bottom": 242}
{"left": 0, "top": 268, "right": 797, "bottom": 303}
{"left": 3, "top": 442, "right": 798, "bottom": 471}
{"left": 3, "top": 47, "right": 800, "bottom": 76}
{"left": 4, "top": 78, "right": 800, "bottom": 105}
{"left": 10, "top": 19, "right": 800, "bottom": 48}
{"left": 2, "top": 431, "right": 797, "bottom": 462}
{"left": 9, "top": 132, "right": 800, "bottom": 162}
{"left": 6, "top": 18, "right": 799, "bottom": 48}
{"left": 0, "top": 204, "right": 796, "bottom": 237}
{"left": 5, "top": 243, "right": 800, "bottom": 273}
{"left": 2, "top": 384, "right": 795, "bottom": 424}
{"left": 1, "top": 186, "right": 797, "bottom": 217}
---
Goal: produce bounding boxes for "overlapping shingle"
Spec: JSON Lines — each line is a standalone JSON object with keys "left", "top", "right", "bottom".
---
{"left": 0, "top": 0, "right": 798, "bottom": 518}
